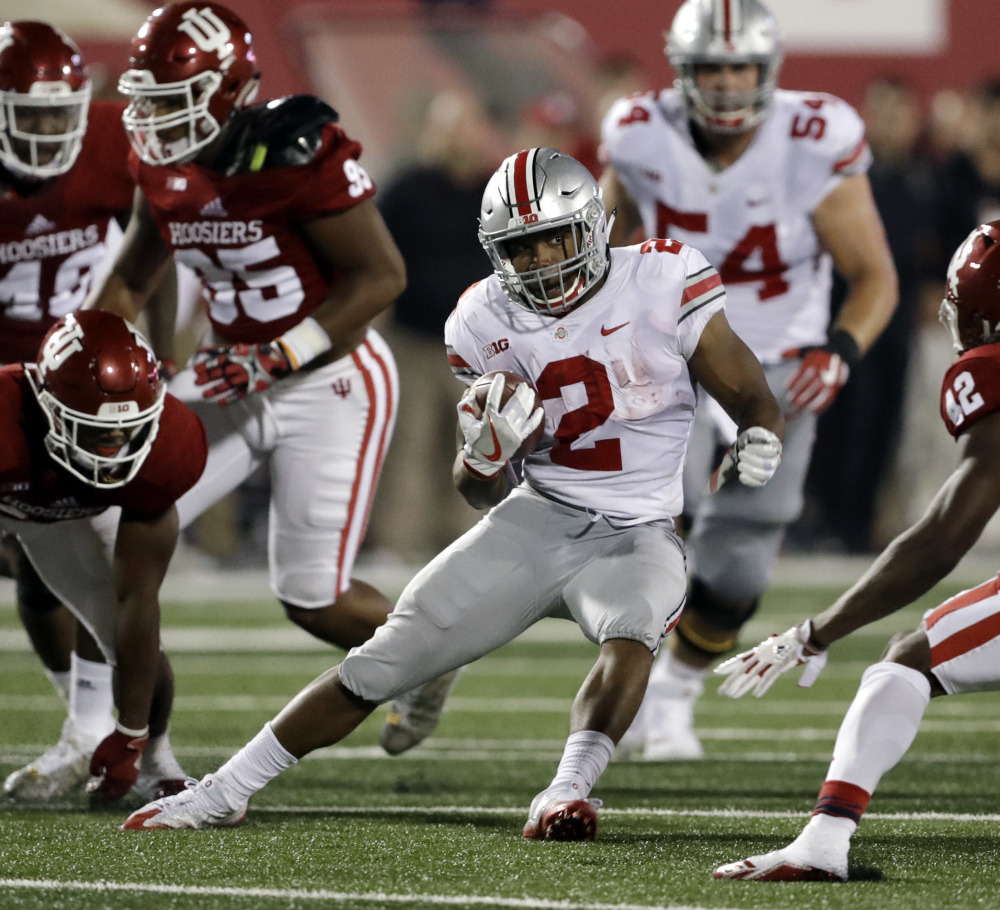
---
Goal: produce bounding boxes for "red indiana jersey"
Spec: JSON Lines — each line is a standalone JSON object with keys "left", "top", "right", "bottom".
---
{"left": 940, "top": 341, "right": 1000, "bottom": 438}
{"left": 133, "top": 98, "right": 377, "bottom": 345}
{"left": 0, "top": 365, "right": 207, "bottom": 523}
{"left": 0, "top": 101, "right": 134, "bottom": 364}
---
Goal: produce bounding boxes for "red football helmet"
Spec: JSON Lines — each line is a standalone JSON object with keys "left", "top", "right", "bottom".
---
{"left": 118, "top": 2, "right": 260, "bottom": 165}
{"left": 939, "top": 221, "right": 1000, "bottom": 353}
{"left": 0, "top": 21, "right": 91, "bottom": 179}
{"left": 25, "top": 311, "right": 166, "bottom": 488}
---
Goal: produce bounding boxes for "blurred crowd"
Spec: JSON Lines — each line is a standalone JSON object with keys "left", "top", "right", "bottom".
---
{"left": 191, "top": 69, "right": 1000, "bottom": 566}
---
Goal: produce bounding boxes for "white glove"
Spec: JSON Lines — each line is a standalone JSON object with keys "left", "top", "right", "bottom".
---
{"left": 458, "top": 374, "right": 543, "bottom": 479}
{"left": 714, "top": 620, "right": 828, "bottom": 698}
{"left": 732, "top": 426, "right": 782, "bottom": 488}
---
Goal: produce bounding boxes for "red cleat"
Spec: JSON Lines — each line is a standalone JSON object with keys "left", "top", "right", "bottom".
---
{"left": 713, "top": 847, "right": 847, "bottom": 882}
{"left": 522, "top": 795, "right": 599, "bottom": 841}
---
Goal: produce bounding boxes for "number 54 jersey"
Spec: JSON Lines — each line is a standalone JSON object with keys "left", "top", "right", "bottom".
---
{"left": 445, "top": 241, "right": 725, "bottom": 523}
{"left": 600, "top": 88, "right": 871, "bottom": 364}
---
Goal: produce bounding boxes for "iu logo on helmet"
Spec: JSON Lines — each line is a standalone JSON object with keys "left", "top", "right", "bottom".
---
{"left": 178, "top": 7, "right": 235, "bottom": 69}
{"left": 39, "top": 316, "right": 84, "bottom": 374}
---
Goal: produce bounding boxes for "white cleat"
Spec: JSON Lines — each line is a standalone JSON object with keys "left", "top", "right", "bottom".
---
{"left": 642, "top": 681, "right": 705, "bottom": 761}
{"left": 133, "top": 734, "right": 189, "bottom": 802}
{"left": 713, "top": 847, "right": 847, "bottom": 882}
{"left": 4, "top": 719, "right": 100, "bottom": 801}
{"left": 522, "top": 789, "right": 602, "bottom": 841}
{"left": 380, "top": 667, "right": 464, "bottom": 755}
{"left": 122, "top": 775, "right": 247, "bottom": 830}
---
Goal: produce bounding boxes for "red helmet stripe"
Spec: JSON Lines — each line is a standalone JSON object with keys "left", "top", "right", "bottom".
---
{"left": 509, "top": 148, "right": 538, "bottom": 218}
{"left": 712, "top": 0, "right": 742, "bottom": 45}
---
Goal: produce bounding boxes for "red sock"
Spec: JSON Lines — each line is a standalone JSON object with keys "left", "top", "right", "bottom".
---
{"left": 812, "top": 780, "right": 871, "bottom": 825}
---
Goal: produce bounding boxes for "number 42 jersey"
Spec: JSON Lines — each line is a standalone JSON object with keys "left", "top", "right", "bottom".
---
{"left": 941, "top": 341, "right": 1000, "bottom": 438}
{"left": 600, "top": 88, "right": 871, "bottom": 363}
{"left": 445, "top": 241, "right": 725, "bottom": 523}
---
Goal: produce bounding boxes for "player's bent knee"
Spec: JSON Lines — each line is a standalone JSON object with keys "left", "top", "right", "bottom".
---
{"left": 338, "top": 652, "right": 409, "bottom": 704}
{"left": 275, "top": 574, "right": 340, "bottom": 611}
{"left": 16, "top": 565, "right": 62, "bottom": 614}
{"left": 882, "top": 628, "right": 932, "bottom": 673}
{"left": 685, "top": 577, "right": 759, "bottom": 631}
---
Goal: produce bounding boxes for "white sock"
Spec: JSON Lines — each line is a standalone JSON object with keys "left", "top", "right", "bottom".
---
{"left": 785, "top": 661, "right": 931, "bottom": 862}
{"left": 648, "top": 649, "right": 706, "bottom": 696}
{"left": 143, "top": 730, "right": 185, "bottom": 780}
{"left": 45, "top": 668, "right": 71, "bottom": 705}
{"left": 210, "top": 722, "right": 298, "bottom": 811}
{"left": 826, "top": 661, "right": 931, "bottom": 793}
{"left": 69, "top": 653, "right": 115, "bottom": 739}
{"left": 547, "top": 730, "right": 614, "bottom": 799}
{"left": 790, "top": 812, "right": 855, "bottom": 861}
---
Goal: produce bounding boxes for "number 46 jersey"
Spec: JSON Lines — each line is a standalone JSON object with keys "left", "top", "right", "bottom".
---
{"left": 445, "top": 241, "right": 725, "bottom": 523}
{"left": 600, "top": 88, "right": 871, "bottom": 364}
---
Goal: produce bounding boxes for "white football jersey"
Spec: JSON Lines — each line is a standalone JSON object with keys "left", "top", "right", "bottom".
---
{"left": 445, "top": 242, "right": 724, "bottom": 522}
{"left": 600, "top": 88, "right": 871, "bottom": 363}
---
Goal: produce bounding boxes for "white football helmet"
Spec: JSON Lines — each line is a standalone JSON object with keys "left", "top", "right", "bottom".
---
{"left": 479, "top": 147, "right": 609, "bottom": 317}
{"left": 666, "top": 0, "right": 783, "bottom": 133}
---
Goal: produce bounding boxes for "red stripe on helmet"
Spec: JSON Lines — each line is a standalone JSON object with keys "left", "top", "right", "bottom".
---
{"left": 512, "top": 148, "right": 534, "bottom": 217}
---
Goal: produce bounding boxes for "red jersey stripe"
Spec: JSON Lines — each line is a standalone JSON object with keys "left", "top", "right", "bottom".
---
{"left": 925, "top": 575, "right": 1000, "bottom": 630}
{"left": 834, "top": 137, "right": 868, "bottom": 173}
{"left": 931, "top": 610, "right": 1000, "bottom": 666}
{"left": 682, "top": 271, "right": 722, "bottom": 305}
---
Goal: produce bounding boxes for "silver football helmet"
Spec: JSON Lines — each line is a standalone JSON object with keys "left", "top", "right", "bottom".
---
{"left": 666, "top": 0, "right": 783, "bottom": 134}
{"left": 478, "top": 147, "right": 609, "bottom": 316}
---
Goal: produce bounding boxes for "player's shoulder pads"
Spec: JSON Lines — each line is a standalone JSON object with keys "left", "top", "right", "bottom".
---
{"left": 215, "top": 95, "right": 340, "bottom": 176}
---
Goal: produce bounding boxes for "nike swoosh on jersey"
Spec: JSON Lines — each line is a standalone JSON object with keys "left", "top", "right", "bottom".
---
{"left": 601, "top": 322, "right": 630, "bottom": 336}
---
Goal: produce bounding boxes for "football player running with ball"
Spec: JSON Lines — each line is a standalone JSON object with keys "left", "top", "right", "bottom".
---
{"left": 0, "top": 311, "right": 206, "bottom": 804}
{"left": 712, "top": 221, "right": 1000, "bottom": 881}
{"left": 122, "top": 147, "right": 783, "bottom": 840}
{"left": 87, "top": 2, "right": 459, "bottom": 750}
{"left": 599, "top": 0, "right": 898, "bottom": 760}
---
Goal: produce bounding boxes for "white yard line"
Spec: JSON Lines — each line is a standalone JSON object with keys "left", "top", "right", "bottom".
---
{"left": 249, "top": 804, "right": 1000, "bottom": 824}
{"left": 0, "top": 880, "right": 753, "bottom": 910}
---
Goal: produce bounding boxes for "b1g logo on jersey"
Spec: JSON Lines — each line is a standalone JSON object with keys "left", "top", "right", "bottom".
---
{"left": 38, "top": 315, "right": 84, "bottom": 375}
{"left": 944, "top": 370, "right": 985, "bottom": 428}
{"left": 179, "top": 6, "right": 235, "bottom": 70}
{"left": 483, "top": 338, "right": 509, "bottom": 359}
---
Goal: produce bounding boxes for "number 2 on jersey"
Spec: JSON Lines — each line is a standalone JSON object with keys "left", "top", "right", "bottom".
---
{"left": 536, "top": 355, "right": 622, "bottom": 471}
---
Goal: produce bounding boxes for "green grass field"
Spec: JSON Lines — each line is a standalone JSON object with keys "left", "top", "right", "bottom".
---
{"left": 2, "top": 570, "right": 999, "bottom": 910}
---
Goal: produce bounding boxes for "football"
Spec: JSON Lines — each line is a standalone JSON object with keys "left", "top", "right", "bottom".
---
{"left": 470, "top": 370, "right": 545, "bottom": 460}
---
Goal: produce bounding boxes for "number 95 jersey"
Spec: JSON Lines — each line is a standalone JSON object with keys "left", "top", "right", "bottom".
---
{"left": 600, "top": 88, "right": 871, "bottom": 363}
{"left": 445, "top": 241, "right": 725, "bottom": 523}
{"left": 134, "top": 96, "right": 375, "bottom": 345}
